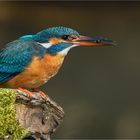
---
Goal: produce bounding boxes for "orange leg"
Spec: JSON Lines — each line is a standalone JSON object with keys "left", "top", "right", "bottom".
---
{"left": 32, "top": 88, "right": 47, "bottom": 98}
{"left": 18, "top": 87, "right": 34, "bottom": 97}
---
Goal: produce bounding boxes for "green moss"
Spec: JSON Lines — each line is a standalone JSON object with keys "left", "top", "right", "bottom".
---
{"left": 0, "top": 88, "right": 27, "bottom": 140}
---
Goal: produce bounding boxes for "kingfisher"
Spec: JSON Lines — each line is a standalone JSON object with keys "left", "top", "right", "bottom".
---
{"left": 0, "top": 26, "right": 114, "bottom": 96}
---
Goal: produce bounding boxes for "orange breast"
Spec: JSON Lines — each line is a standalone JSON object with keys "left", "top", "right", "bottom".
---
{"left": 0, "top": 54, "right": 65, "bottom": 88}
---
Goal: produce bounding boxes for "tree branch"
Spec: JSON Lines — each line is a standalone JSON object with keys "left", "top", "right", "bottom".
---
{"left": 0, "top": 88, "right": 64, "bottom": 140}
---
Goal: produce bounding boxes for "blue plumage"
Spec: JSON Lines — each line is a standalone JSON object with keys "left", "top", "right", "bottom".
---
{"left": 33, "top": 26, "right": 79, "bottom": 43}
{"left": 0, "top": 72, "right": 17, "bottom": 83}
{"left": 0, "top": 39, "right": 46, "bottom": 83}
{"left": 47, "top": 43, "right": 73, "bottom": 54}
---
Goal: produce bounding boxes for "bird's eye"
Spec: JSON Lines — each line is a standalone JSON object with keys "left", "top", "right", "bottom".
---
{"left": 96, "top": 40, "right": 102, "bottom": 43}
{"left": 62, "top": 35, "right": 69, "bottom": 40}
{"left": 62, "top": 35, "right": 77, "bottom": 41}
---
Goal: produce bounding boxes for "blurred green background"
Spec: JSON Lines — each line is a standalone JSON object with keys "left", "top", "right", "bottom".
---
{"left": 0, "top": 1, "right": 140, "bottom": 139}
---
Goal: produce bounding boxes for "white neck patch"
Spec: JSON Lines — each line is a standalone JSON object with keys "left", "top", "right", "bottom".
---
{"left": 38, "top": 42, "right": 52, "bottom": 49}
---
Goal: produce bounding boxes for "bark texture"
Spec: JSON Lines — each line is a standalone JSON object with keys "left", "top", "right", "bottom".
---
{"left": 16, "top": 90, "right": 64, "bottom": 140}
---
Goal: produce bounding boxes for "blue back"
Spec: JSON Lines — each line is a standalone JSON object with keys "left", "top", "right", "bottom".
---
{"left": 0, "top": 39, "right": 46, "bottom": 84}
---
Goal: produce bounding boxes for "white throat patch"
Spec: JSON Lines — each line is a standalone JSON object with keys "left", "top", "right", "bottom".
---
{"left": 58, "top": 44, "right": 77, "bottom": 55}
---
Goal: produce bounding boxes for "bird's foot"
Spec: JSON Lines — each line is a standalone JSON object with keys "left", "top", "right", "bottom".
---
{"left": 32, "top": 88, "right": 47, "bottom": 98}
{"left": 18, "top": 87, "right": 34, "bottom": 98}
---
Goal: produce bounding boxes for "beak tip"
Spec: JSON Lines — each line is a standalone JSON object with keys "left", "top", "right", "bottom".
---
{"left": 111, "top": 41, "right": 118, "bottom": 47}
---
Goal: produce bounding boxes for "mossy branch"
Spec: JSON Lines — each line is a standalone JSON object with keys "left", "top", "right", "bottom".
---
{"left": 0, "top": 88, "right": 64, "bottom": 140}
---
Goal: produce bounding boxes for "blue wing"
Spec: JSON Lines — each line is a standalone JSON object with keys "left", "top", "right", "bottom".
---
{"left": 0, "top": 39, "right": 45, "bottom": 84}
